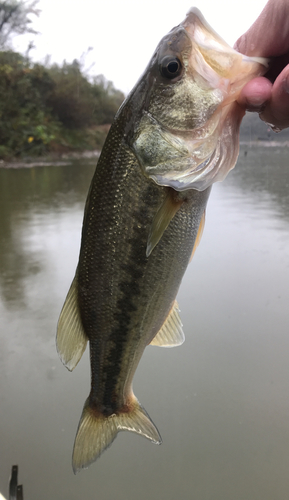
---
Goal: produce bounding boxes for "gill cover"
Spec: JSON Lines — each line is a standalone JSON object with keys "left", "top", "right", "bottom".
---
{"left": 133, "top": 7, "right": 269, "bottom": 192}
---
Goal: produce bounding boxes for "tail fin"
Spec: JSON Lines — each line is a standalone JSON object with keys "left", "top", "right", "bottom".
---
{"left": 72, "top": 397, "right": 162, "bottom": 473}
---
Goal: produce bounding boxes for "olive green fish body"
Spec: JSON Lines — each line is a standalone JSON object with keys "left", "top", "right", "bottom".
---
{"left": 57, "top": 8, "right": 268, "bottom": 472}
{"left": 78, "top": 122, "right": 210, "bottom": 415}
{"left": 58, "top": 113, "right": 210, "bottom": 471}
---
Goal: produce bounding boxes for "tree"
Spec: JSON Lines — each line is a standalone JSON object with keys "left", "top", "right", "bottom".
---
{"left": 47, "top": 60, "right": 95, "bottom": 129}
{"left": 0, "top": 0, "right": 40, "bottom": 49}
{"left": 0, "top": 50, "right": 125, "bottom": 158}
{"left": 91, "top": 75, "right": 125, "bottom": 125}
{"left": 0, "top": 51, "right": 58, "bottom": 157}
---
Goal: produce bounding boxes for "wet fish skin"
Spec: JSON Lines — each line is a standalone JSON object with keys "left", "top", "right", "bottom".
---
{"left": 57, "top": 8, "right": 268, "bottom": 472}
{"left": 72, "top": 130, "right": 211, "bottom": 469}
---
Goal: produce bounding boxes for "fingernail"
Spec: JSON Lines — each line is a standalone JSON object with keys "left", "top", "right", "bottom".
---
{"left": 245, "top": 95, "right": 266, "bottom": 113}
{"left": 247, "top": 93, "right": 265, "bottom": 108}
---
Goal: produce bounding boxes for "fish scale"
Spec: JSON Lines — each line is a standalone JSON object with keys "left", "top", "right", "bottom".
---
{"left": 79, "top": 137, "right": 209, "bottom": 409}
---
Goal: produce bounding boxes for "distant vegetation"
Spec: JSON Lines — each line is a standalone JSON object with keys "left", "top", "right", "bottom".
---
{"left": 0, "top": 0, "right": 40, "bottom": 50}
{"left": 1, "top": 47, "right": 289, "bottom": 161}
{"left": 0, "top": 1, "right": 289, "bottom": 161}
{"left": 0, "top": 0, "right": 125, "bottom": 159}
{"left": 0, "top": 50, "right": 125, "bottom": 159}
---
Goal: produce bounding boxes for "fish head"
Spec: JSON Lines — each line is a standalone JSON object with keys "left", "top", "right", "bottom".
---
{"left": 132, "top": 8, "right": 268, "bottom": 191}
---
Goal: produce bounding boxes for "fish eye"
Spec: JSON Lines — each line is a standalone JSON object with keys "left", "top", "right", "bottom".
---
{"left": 159, "top": 56, "right": 182, "bottom": 79}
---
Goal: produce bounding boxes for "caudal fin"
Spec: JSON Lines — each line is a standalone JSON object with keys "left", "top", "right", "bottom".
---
{"left": 72, "top": 397, "right": 162, "bottom": 473}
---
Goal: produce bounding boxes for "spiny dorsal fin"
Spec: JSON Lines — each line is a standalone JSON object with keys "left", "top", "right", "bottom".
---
{"left": 72, "top": 396, "right": 161, "bottom": 473}
{"left": 190, "top": 209, "right": 206, "bottom": 262}
{"left": 150, "top": 301, "right": 184, "bottom": 347}
{"left": 56, "top": 273, "right": 88, "bottom": 371}
{"left": 146, "top": 191, "right": 183, "bottom": 257}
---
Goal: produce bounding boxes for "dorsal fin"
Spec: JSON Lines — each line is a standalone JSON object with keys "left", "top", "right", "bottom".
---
{"left": 56, "top": 273, "right": 88, "bottom": 371}
{"left": 150, "top": 301, "right": 184, "bottom": 347}
{"left": 146, "top": 191, "right": 183, "bottom": 257}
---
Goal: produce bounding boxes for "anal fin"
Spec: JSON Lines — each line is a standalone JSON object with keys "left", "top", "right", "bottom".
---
{"left": 150, "top": 300, "right": 184, "bottom": 347}
{"left": 56, "top": 273, "right": 88, "bottom": 371}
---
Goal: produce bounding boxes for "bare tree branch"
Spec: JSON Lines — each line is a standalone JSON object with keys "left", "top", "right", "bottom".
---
{"left": 0, "top": 0, "right": 40, "bottom": 49}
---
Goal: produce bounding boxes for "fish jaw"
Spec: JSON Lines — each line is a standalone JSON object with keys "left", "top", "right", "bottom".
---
{"left": 182, "top": 7, "right": 269, "bottom": 105}
{"left": 145, "top": 101, "right": 246, "bottom": 191}
{"left": 132, "top": 8, "right": 268, "bottom": 192}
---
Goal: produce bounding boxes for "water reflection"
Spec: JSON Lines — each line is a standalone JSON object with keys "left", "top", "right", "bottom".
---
{"left": 227, "top": 144, "right": 289, "bottom": 221}
{"left": 0, "top": 163, "right": 95, "bottom": 308}
{"left": 1, "top": 151, "right": 289, "bottom": 500}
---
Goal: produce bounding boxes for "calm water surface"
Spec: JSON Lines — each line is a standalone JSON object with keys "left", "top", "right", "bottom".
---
{"left": 1, "top": 146, "right": 289, "bottom": 499}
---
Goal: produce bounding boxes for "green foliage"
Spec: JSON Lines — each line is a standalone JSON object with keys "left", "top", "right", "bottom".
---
{"left": 46, "top": 62, "right": 124, "bottom": 129}
{"left": 91, "top": 75, "right": 125, "bottom": 125}
{"left": 0, "top": 51, "right": 59, "bottom": 156}
{"left": 0, "top": 50, "right": 125, "bottom": 158}
{"left": 47, "top": 60, "right": 94, "bottom": 129}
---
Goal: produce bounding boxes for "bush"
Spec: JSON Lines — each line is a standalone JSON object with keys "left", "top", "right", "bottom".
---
{"left": 0, "top": 51, "right": 59, "bottom": 157}
{"left": 0, "top": 51, "right": 125, "bottom": 158}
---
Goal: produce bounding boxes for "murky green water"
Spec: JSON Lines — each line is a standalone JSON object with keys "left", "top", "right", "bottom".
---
{"left": 1, "top": 145, "right": 289, "bottom": 500}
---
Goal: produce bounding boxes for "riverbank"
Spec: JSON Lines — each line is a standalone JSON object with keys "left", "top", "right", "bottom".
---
{"left": 0, "top": 149, "right": 101, "bottom": 169}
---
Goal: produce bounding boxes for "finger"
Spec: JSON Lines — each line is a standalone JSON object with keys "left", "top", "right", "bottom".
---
{"left": 234, "top": 0, "right": 289, "bottom": 57}
{"left": 237, "top": 77, "right": 272, "bottom": 111}
{"left": 260, "top": 65, "right": 289, "bottom": 130}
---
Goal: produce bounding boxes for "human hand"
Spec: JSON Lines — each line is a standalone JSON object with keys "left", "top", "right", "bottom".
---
{"left": 234, "top": 0, "right": 289, "bottom": 130}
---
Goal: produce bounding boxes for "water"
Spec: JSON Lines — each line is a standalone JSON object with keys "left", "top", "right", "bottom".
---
{"left": 1, "top": 146, "right": 289, "bottom": 499}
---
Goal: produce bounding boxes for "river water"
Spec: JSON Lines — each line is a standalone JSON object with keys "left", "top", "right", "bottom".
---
{"left": 1, "top": 144, "right": 289, "bottom": 500}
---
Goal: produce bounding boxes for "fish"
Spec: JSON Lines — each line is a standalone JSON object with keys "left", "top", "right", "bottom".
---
{"left": 56, "top": 7, "right": 268, "bottom": 473}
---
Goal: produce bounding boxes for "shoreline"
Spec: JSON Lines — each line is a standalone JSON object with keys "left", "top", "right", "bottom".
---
{"left": 1, "top": 140, "right": 288, "bottom": 169}
{"left": 0, "top": 149, "right": 101, "bottom": 169}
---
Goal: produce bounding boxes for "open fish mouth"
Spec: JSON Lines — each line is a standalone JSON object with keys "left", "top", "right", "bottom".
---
{"left": 132, "top": 7, "right": 268, "bottom": 192}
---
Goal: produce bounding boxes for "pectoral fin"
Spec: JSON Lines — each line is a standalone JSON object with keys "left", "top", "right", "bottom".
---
{"left": 146, "top": 191, "right": 183, "bottom": 257}
{"left": 150, "top": 300, "right": 184, "bottom": 347}
{"left": 56, "top": 273, "right": 88, "bottom": 371}
{"left": 190, "top": 210, "right": 206, "bottom": 262}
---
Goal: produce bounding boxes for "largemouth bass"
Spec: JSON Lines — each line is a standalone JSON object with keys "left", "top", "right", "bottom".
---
{"left": 57, "top": 8, "right": 267, "bottom": 473}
